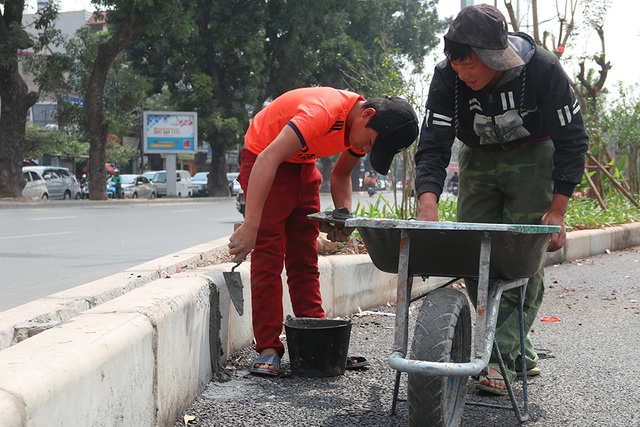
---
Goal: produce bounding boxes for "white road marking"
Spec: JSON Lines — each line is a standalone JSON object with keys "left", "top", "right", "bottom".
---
{"left": 30, "top": 216, "right": 78, "bottom": 220}
{"left": 0, "top": 231, "right": 76, "bottom": 240}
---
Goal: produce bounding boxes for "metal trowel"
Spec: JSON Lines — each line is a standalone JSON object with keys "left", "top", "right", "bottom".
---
{"left": 223, "top": 261, "right": 244, "bottom": 315}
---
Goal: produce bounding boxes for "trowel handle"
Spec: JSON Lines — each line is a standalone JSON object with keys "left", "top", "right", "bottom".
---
{"left": 231, "top": 260, "right": 242, "bottom": 272}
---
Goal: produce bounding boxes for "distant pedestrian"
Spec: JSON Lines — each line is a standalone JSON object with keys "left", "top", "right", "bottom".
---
{"left": 112, "top": 169, "right": 122, "bottom": 199}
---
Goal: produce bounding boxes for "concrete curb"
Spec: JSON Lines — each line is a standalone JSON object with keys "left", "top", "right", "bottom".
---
{"left": 0, "top": 275, "right": 212, "bottom": 426}
{"left": 0, "top": 223, "right": 638, "bottom": 426}
{"left": 0, "top": 237, "right": 231, "bottom": 350}
{"left": 545, "top": 222, "right": 640, "bottom": 264}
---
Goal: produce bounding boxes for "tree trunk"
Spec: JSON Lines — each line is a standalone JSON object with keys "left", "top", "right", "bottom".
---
{"left": 629, "top": 145, "right": 639, "bottom": 196}
{"left": 87, "top": 10, "right": 142, "bottom": 200}
{"left": 318, "top": 157, "right": 333, "bottom": 193}
{"left": 207, "top": 143, "right": 230, "bottom": 197}
{"left": 0, "top": 0, "right": 40, "bottom": 198}
{"left": 86, "top": 60, "right": 110, "bottom": 200}
{"left": 0, "top": 65, "right": 38, "bottom": 198}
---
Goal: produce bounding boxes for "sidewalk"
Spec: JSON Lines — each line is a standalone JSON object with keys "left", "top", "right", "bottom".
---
{"left": 175, "top": 245, "right": 640, "bottom": 427}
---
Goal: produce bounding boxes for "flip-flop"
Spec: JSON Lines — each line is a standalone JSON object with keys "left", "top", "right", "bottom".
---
{"left": 249, "top": 353, "right": 280, "bottom": 377}
{"left": 476, "top": 371, "right": 508, "bottom": 396}
{"left": 476, "top": 382, "right": 508, "bottom": 396}
{"left": 346, "top": 354, "right": 369, "bottom": 370}
{"left": 516, "top": 366, "right": 542, "bottom": 377}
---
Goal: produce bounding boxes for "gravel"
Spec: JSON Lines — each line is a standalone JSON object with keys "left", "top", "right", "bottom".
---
{"left": 175, "top": 246, "right": 640, "bottom": 427}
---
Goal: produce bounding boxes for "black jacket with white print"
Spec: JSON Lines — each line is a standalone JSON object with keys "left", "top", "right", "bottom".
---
{"left": 415, "top": 32, "right": 589, "bottom": 199}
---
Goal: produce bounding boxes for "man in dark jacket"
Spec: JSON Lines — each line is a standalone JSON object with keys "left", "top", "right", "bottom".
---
{"left": 414, "top": 4, "right": 589, "bottom": 395}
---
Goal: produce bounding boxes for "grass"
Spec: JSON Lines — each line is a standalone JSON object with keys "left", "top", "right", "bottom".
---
{"left": 351, "top": 193, "right": 640, "bottom": 231}
{"left": 564, "top": 194, "right": 640, "bottom": 231}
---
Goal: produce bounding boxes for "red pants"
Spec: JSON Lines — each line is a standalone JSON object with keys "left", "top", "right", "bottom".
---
{"left": 239, "top": 149, "right": 325, "bottom": 356}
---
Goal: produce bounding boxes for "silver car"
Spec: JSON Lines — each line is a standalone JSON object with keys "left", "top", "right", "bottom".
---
{"left": 22, "top": 170, "right": 49, "bottom": 200}
{"left": 116, "top": 174, "right": 157, "bottom": 199}
{"left": 227, "top": 172, "right": 241, "bottom": 196}
{"left": 22, "top": 166, "right": 79, "bottom": 200}
{"left": 192, "top": 172, "right": 209, "bottom": 197}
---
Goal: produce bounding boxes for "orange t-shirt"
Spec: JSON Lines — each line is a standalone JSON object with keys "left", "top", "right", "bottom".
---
{"left": 244, "top": 87, "right": 366, "bottom": 164}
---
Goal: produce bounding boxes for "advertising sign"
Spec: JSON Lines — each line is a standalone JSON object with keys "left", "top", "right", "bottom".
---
{"left": 143, "top": 111, "right": 197, "bottom": 154}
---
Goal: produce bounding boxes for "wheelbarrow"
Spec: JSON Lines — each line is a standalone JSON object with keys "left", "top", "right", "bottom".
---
{"left": 309, "top": 213, "right": 560, "bottom": 426}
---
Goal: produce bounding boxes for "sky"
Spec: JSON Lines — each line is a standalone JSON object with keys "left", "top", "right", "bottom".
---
{"left": 27, "top": 0, "right": 640, "bottom": 88}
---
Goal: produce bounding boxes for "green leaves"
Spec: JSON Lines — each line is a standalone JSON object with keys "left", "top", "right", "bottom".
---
{"left": 24, "top": 124, "right": 89, "bottom": 160}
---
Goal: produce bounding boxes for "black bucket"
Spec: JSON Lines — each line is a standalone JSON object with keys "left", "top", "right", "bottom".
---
{"left": 284, "top": 317, "right": 352, "bottom": 377}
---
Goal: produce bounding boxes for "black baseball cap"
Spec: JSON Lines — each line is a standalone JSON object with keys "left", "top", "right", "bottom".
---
{"left": 368, "top": 96, "right": 419, "bottom": 175}
{"left": 444, "top": 4, "right": 524, "bottom": 71}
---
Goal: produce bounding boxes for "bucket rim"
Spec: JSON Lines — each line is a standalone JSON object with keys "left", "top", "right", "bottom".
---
{"left": 283, "top": 317, "right": 351, "bottom": 329}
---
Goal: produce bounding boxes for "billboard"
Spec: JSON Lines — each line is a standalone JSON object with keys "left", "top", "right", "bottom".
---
{"left": 142, "top": 111, "right": 197, "bottom": 154}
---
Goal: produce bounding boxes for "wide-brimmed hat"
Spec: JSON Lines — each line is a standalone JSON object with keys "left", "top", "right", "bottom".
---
{"left": 368, "top": 96, "right": 419, "bottom": 175}
{"left": 444, "top": 4, "right": 524, "bottom": 71}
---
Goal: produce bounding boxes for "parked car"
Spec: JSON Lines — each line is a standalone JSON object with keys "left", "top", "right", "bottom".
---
{"left": 192, "top": 172, "right": 209, "bottom": 197}
{"left": 22, "top": 169, "right": 49, "bottom": 200}
{"left": 151, "top": 170, "right": 193, "bottom": 197}
{"left": 107, "top": 174, "right": 157, "bottom": 199}
{"left": 227, "top": 172, "right": 241, "bottom": 196}
{"left": 70, "top": 173, "right": 82, "bottom": 199}
{"left": 22, "top": 166, "right": 79, "bottom": 200}
{"left": 236, "top": 190, "right": 245, "bottom": 217}
{"left": 142, "top": 171, "right": 158, "bottom": 182}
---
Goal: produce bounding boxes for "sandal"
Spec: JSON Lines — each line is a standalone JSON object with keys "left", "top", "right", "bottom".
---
{"left": 476, "top": 368, "right": 508, "bottom": 396}
{"left": 249, "top": 353, "right": 281, "bottom": 377}
{"left": 346, "top": 354, "right": 369, "bottom": 370}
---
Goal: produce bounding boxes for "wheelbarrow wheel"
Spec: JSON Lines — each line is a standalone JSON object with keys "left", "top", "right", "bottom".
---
{"left": 408, "top": 287, "right": 472, "bottom": 427}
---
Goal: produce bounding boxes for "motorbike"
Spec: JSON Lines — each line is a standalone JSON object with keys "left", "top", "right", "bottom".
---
{"left": 449, "top": 182, "right": 459, "bottom": 196}
{"left": 81, "top": 180, "right": 90, "bottom": 199}
{"left": 236, "top": 190, "right": 245, "bottom": 217}
{"left": 367, "top": 185, "right": 376, "bottom": 197}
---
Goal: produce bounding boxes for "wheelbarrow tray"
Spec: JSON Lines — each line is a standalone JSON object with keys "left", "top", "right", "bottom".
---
{"left": 344, "top": 218, "right": 557, "bottom": 279}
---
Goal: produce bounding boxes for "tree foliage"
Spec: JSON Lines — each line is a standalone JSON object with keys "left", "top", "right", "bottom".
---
{"left": 601, "top": 84, "right": 640, "bottom": 196}
{"left": 128, "top": 0, "right": 446, "bottom": 196}
{"left": 262, "top": 0, "right": 443, "bottom": 97}
{"left": 24, "top": 124, "right": 88, "bottom": 160}
{"left": 49, "top": 0, "right": 188, "bottom": 199}
{"left": 127, "top": 0, "right": 266, "bottom": 196}
{"left": 2, "top": 0, "right": 445, "bottom": 199}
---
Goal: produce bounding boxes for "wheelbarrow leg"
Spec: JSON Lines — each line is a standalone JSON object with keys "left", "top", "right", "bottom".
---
{"left": 390, "top": 370, "right": 403, "bottom": 415}
{"left": 505, "top": 283, "right": 530, "bottom": 422}
{"left": 390, "top": 273, "right": 412, "bottom": 415}
{"left": 472, "top": 282, "right": 530, "bottom": 422}
{"left": 390, "top": 229, "right": 412, "bottom": 415}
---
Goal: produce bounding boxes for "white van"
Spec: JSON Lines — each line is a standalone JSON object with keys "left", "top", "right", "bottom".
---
{"left": 151, "top": 170, "right": 193, "bottom": 198}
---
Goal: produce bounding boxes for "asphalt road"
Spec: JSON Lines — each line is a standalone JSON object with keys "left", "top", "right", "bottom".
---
{"left": 176, "top": 246, "right": 640, "bottom": 427}
{"left": 0, "top": 191, "right": 396, "bottom": 312}
{"left": 0, "top": 197, "right": 242, "bottom": 311}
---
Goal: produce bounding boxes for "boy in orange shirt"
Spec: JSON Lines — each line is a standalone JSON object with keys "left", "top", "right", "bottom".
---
{"left": 228, "top": 87, "right": 418, "bottom": 376}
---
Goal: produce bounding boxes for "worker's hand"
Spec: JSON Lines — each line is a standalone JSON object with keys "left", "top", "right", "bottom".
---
{"left": 319, "top": 222, "right": 355, "bottom": 243}
{"left": 228, "top": 223, "right": 257, "bottom": 262}
{"left": 542, "top": 194, "right": 570, "bottom": 252}
{"left": 541, "top": 210, "right": 566, "bottom": 252}
{"left": 416, "top": 192, "right": 439, "bottom": 221}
